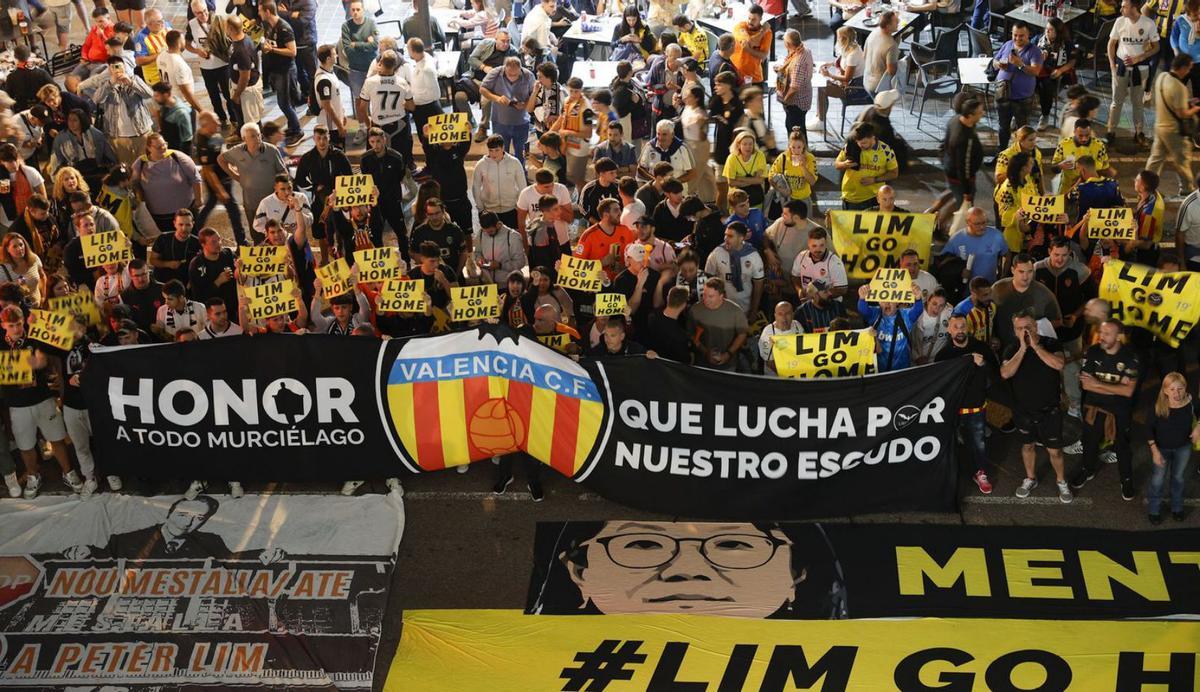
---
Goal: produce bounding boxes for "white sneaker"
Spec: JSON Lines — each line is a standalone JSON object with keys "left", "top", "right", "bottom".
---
{"left": 64, "top": 470, "right": 84, "bottom": 493}
{"left": 228, "top": 481, "right": 244, "bottom": 498}
{"left": 1057, "top": 480, "right": 1073, "bottom": 503}
{"left": 23, "top": 474, "right": 41, "bottom": 499}
{"left": 1066, "top": 406, "right": 1080, "bottom": 419}
{"left": 341, "top": 480, "right": 364, "bottom": 496}
{"left": 184, "top": 480, "right": 206, "bottom": 500}
{"left": 4, "top": 472, "right": 19, "bottom": 498}
{"left": 1015, "top": 477, "right": 1038, "bottom": 498}
{"left": 1101, "top": 450, "right": 1118, "bottom": 464}
{"left": 106, "top": 475, "right": 122, "bottom": 491}
{"left": 1038, "top": 115, "right": 1052, "bottom": 130}
{"left": 456, "top": 464, "right": 469, "bottom": 474}
{"left": 81, "top": 478, "right": 98, "bottom": 499}
{"left": 1063, "top": 440, "right": 1083, "bottom": 454}
{"left": 386, "top": 477, "right": 404, "bottom": 497}
{"left": 807, "top": 118, "right": 825, "bottom": 132}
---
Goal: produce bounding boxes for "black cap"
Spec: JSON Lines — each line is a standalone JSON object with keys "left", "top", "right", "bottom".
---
{"left": 330, "top": 293, "right": 355, "bottom": 306}
{"left": 634, "top": 215, "right": 654, "bottom": 226}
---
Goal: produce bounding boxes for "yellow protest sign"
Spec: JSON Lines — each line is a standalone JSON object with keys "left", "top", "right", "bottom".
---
{"left": 316, "top": 258, "right": 354, "bottom": 300}
{"left": 47, "top": 287, "right": 100, "bottom": 326}
{"left": 239, "top": 245, "right": 289, "bottom": 277}
{"left": 245, "top": 279, "right": 298, "bottom": 321}
{"left": 334, "top": 174, "right": 376, "bottom": 208}
{"left": 773, "top": 329, "right": 877, "bottom": 378}
{"left": 353, "top": 247, "right": 402, "bottom": 283}
{"left": 537, "top": 333, "right": 571, "bottom": 353}
{"left": 1020, "top": 194, "right": 1064, "bottom": 224}
{"left": 377, "top": 279, "right": 426, "bottom": 313}
{"left": 557, "top": 255, "right": 604, "bottom": 292}
{"left": 828, "top": 211, "right": 935, "bottom": 280}
{"left": 1089, "top": 207, "right": 1137, "bottom": 242}
{"left": 0, "top": 348, "right": 32, "bottom": 385}
{"left": 26, "top": 310, "right": 74, "bottom": 351}
{"left": 449, "top": 283, "right": 500, "bottom": 322}
{"left": 389, "top": 610, "right": 1200, "bottom": 692}
{"left": 1099, "top": 259, "right": 1200, "bottom": 347}
{"left": 866, "top": 268, "right": 915, "bottom": 304}
{"left": 81, "top": 231, "right": 131, "bottom": 268}
{"left": 593, "top": 292, "right": 627, "bottom": 317}
{"left": 427, "top": 112, "right": 470, "bottom": 144}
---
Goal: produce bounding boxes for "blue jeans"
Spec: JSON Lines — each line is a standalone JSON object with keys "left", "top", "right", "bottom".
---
{"left": 493, "top": 121, "right": 530, "bottom": 161}
{"left": 269, "top": 64, "right": 302, "bottom": 136}
{"left": 960, "top": 410, "right": 987, "bottom": 473}
{"left": 1148, "top": 445, "right": 1191, "bottom": 515}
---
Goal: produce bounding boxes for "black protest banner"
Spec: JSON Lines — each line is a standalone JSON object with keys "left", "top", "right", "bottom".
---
{"left": 0, "top": 493, "right": 402, "bottom": 689}
{"left": 527, "top": 521, "right": 1200, "bottom": 620}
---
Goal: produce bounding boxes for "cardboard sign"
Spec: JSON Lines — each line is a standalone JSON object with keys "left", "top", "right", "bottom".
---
{"left": 47, "top": 287, "right": 101, "bottom": 326}
{"left": 239, "top": 245, "right": 289, "bottom": 277}
{"left": 557, "top": 255, "right": 604, "bottom": 292}
{"left": 334, "top": 174, "right": 376, "bottom": 209}
{"left": 537, "top": 333, "right": 572, "bottom": 353}
{"left": 377, "top": 279, "right": 426, "bottom": 314}
{"left": 449, "top": 283, "right": 500, "bottom": 322}
{"left": 594, "top": 292, "right": 628, "bottom": 317}
{"left": 1020, "top": 194, "right": 1064, "bottom": 224}
{"left": 246, "top": 279, "right": 298, "bottom": 321}
{"left": 773, "top": 329, "right": 877, "bottom": 379}
{"left": 828, "top": 211, "right": 936, "bottom": 280}
{"left": 26, "top": 310, "right": 74, "bottom": 351}
{"left": 1099, "top": 259, "right": 1200, "bottom": 347}
{"left": 81, "top": 231, "right": 131, "bottom": 268}
{"left": 426, "top": 112, "right": 470, "bottom": 144}
{"left": 866, "top": 268, "right": 915, "bottom": 305}
{"left": 316, "top": 258, "right": 354, "bottom": 300}
{"left": 353, "top": 247, "right": 403, "bottom": 283}
{"left": 0, "top": 348, "right": 32, "bottom": 385}
{"left": 1089, "top": 207, "right": 1137, "bottom": 242}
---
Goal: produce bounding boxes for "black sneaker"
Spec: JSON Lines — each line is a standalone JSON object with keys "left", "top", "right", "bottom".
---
{"left": 998, "top": 420, "right": 1016, "bottom": 434}
{"left": 1121, "top": 479, "right": 1135, "bottom": 501}
{"left": 1069, "top": 469, "right": 1094, "bottom": 490}
{"left": 285, "top": 132, "right": 305, "bottom": 147}
{"left": 528, "top": 481, "right": 544, "bottom": 502}
{"left": 1149, "top": 513, "right": 1163, "bottom": 525}
{"left": 492, "top": 475, "right": 512, "bottom": 495}
{"left": 1105, "top": 131, "right": 1117, "bottom": 145}
{"left": 1172, "top": 509, "right": 1187, "bottom": 521}
{"left": 1134, "top": 132, "right": 1150, "bottom": 148}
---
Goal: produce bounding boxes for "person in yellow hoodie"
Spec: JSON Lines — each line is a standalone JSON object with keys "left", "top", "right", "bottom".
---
{"left": 995, "top": 151, "right": 1042, "bottom": 252}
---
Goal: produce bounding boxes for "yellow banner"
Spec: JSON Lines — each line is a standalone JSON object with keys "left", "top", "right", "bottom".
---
{"left": 81, "top": 231, "right": 131, "bottom": 268}
{"left": 1021, "top": 193, "right": 1064, "bottom": 224}
{"left": 387, "top": 610, "right": 1200, "bottom": 692}
{"left": 1089, "top": 207, "right": 1137, "bottom": 242}
{"left": 316, "top": 257, "right": 354, "bottom": 300}
{"left": 557, "top": 255, "right": 604, "bottom": 292}
{"left": 334, "top": 174, "right": 376, "bottom": 208}
{"left": 427, "top": 112, "right": 470, "bottom": 144}
{"left": 238, "top": 245, "right": 289, "bottom": 277}
{"left": 377, "top": 279, "right": 426, "bottom": 314}
{"left": 26, "top": 310, "right": 74, "bottom": 351}
{"left": 865, "top": 268, "right": 915, "bottom": 304}
{"left": 0, "top": 348, "right": 32, "bottom": 385}
{"left": 47, "top": 287, "right": 101, "bottom": 326}
{"left": 1099, "top": 259, "right": 1200, "bottom": 347}
{"left": 594, "top": 292, "right": 627, "bottom": 317}
{"left": 828, "top": 211, "right": 935, "bottom": 280}
{"left": 773, "top": 329, "right": 876, "bottom": 378}
{"left": 354, "top": 247, "right": 402, "bottom": 283}
{"left": 245, "top": 279, "right": 298, "bottom": 321}
{"left": 537, "top": 333, "right": 571, "bottom": 353}
{"left": 450, "top": 284, "right": 500, "bottom": 322}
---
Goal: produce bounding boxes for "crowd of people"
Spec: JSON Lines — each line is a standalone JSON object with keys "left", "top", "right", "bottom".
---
{"left": 0, "top": 0, "right": 1192, "bottom": 522}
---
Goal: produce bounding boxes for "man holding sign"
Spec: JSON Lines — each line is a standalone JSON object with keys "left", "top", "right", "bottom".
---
{"left": 407, "top": 240, "right": 459, "bottom": 333}
{"left": 253, "top": 174, "right": 313, "bottom": 239}
{"left": 857, "top": 279, "right": 925, "bottom": 372}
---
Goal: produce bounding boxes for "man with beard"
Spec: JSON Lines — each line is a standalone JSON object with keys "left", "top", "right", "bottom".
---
{"left": 199, "top": 297, "right": 243, "bottom": 338}
{"left": 632, "top": 216, "right": 676, "bottom": 273}
{"left": 1003, "top": 310, "right": 1071, "bottom": 503}
{"left": 358, "top": 127, "right": 411, "bottom": 260}
{"left": 705, "top": 222, "right": 764, "bottom": 318}
{"left": 119, "top": 258, "right": 163, "bottom": 332}
{"left": 992, "top": 252, "right": 1062, "bottom": 347}
{"left": 765, "top": 201, "right": 818, "bottom": 306}
{"left": 952, "top": 276, "right": 998, "bottom": 347}
{"left": 187, "top": 228, "right": 238, "bottom": 309}
{"left": 411, "top": 198, "right": 469, "bottom": 273}
{"left": 293, "top": 125, "right": 352, "bottom": 259}
{"left": 795, "top": 280, "right": 847, "bottom": 333}
{"left": 1034, "top": 237, "right": 1089, "bottom": 418}
{"left": 791, "top": 227, "right": 848, "bottom": 301}
{"left": 937, "top": 312, "right": 998, "bottom": 494}
{"left": 1070, "top": 319, "right": 1140, "bottom": 501}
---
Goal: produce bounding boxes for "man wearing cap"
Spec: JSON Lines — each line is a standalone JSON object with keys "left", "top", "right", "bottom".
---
{"left": 705, "top": 221, "right": 765, "bottom": 318}
{"left": 579, "top": 158, "right": 621, "bottom": 224}
{"left": 633, "top": 215, "right": 677, "bottom": 273}
{"left": 613, "top": 243, "right": 670, "bottom": 336}
{"left": 474, "top": 211, "right": 527, "bottom": 287}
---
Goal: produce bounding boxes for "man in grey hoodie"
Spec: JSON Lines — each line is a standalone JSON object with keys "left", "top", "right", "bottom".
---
{"left": 338, "top": 0, "right": 378, "bottom": 144}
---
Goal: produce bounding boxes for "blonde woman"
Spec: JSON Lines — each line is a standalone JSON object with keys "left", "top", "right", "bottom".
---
{"left": 994, "top": 125, "right": 1044, "bottom": 190}
{"left": 679, "top": 85, "right": 715, "bottom": 203}
{"left": 814, "top": 27, "right": 868, "bottom": 130}
{"left": 723, "top": 130, "right": 768, "bottom": 209}
{"left": 51, "top": 166, "right": 89, "bottom": 233}
{"left": 1147, "top": 372, "right": 1198, "bottom": 523}
{"left": 0, "top": 233, "right": 46, "bottom": 305}
{"left": 770, "top": 128, "right": 818, "bottom": 206}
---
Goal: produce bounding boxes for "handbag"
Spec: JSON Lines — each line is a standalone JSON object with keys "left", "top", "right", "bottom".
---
{"left": 1159, "top": 75, "right": 1196, "bottom": 138}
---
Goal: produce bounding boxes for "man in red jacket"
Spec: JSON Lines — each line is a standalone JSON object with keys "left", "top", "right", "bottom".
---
{"left": 71, "top": 7, "right": 115, "bottom": 82}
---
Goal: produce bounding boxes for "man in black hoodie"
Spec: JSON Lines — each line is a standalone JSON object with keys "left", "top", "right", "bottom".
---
{"left": 928, "top": 97, "right": 985, "bottom": 235}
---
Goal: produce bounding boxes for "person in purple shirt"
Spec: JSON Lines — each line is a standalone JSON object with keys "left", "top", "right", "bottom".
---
{"left": 992, "top": 22, "right": 1043, "bottom": 151}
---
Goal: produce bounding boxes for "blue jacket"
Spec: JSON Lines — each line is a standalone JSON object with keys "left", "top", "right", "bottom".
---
{"left": 858, "top": 298, "right": 925, "bottom": 372}
{"left": 1171, "top": 15, "right": 1200, "bottom": 61}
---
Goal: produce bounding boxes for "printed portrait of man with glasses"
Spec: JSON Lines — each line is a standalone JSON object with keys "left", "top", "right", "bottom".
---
{"left": 526, "top": 521, "right": 848, "bottom": 620}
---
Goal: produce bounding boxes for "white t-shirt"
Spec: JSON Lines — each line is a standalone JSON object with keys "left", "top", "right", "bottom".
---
{"left": 516, "top": 183, "right": 572, "bottom": 213}
{"left": 863, "top": 29, "right": 897, "bottom": 92}
{"left": 314, "top": 67, "right": 345, "bottom": 132}
{"left": 912, "top": 269, "right": 939, "bottom": 301}
{"left": 156, "top": 51, "right": 194, "bottom": 90}
{"left": 188, "top": 17, "right": 228, "bottom": 70}
{"left": 199, "top": 321, "right": 244, "bottom": 339}
{"left": 759, "top": 320, "right": 804, "bottom": 374}
{"left": 839, "top": 46, "right": 865, "bottom": 80}
{"left": 790, "top": 249, "right": 848, "bottom": 293}
{"left": 523, "top": 6, "right": 554, "bottom": 50}
{"left": 156, "top": 300, "right": 207, "bottom": 337}
{"left": 704, "top": 245, "right": 764, "bottom": 311}
{"left": 620, "top": 199, "right": 645, "bottom": 228}
{"left": 1112, "top": 15, "right": 1158, "bottom": 62}
{"left": 911, "top": 305, "right": 951, "bottom": 361}
{"left": 361, "top": 73, "right": 413, "bottom": 126}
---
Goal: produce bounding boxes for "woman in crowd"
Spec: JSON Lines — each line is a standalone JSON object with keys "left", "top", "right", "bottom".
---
{"left": 524, "top": 265, "right": 575, "bottom": 327}
{"left": 708, "top": 71, "right": 743, "bottom": 208}
{"left": 815, "top": 27, "right": 867, "bottom": 130}
{"left": 679, "top": 85, "right": 715, "bottom": 203}
{"left": 0, "top": 232, "right": 46, "bottom": 305}
{"left": 994, "top": 126, "right": 1045, "bottom": 190}
{"left": 770, "top": 127, "right": 818, "bottom": 209}
{"left": 612, "top": 5, "right": 658, "bottom": 64}
{"left": 50, "top": 109, "right": 117, "bottom": 192}
{"left": 1146, "top": 372, "right": 1198, "bottom": 524}
{"left": 723, "top": 130, "right": 769, "bottom": 211}
{"left": 995, "top": 152, "right": 1040, "bottom": 252}
{"left": 1035, "top": 18, "right": 1077, "bottom": 131}
{"left": 777, "top": 29, "right": 814, "bottom": 136}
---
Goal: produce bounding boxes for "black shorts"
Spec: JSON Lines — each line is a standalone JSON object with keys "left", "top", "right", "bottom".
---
{"left": 1014, "top": 408, "right": 1065, "bottom": 448}
{"left": 113, "top": 0, "right": 146, "bottom": 10}
{"left": 945, "top": 175, "right": 973, "bottom": 197}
